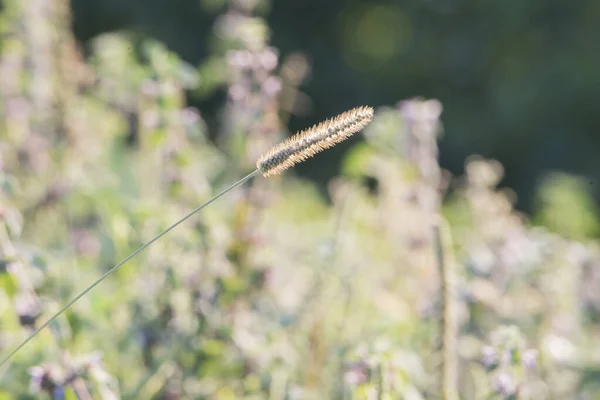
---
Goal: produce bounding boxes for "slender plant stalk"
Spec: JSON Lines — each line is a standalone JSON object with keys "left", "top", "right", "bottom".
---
{"left": 0, "top": 105, "right": 374, "bottom": 367}
{"left": 0, "top": 170, "right": 259, "bottom": 367}
{"left": 433, "top": 219, "right": 459, "bottom": 400}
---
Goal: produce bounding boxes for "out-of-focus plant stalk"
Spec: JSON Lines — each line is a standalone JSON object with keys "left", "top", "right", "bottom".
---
{"left": 433, "top": 220, "right": 459, "bottom": 400}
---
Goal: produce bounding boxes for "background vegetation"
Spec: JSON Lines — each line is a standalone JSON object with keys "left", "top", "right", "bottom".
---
{"left": 69, "top": 0, "right": 600, "bottom": 211}
{"left": 1, "top": 0, "right": 600, "bottom": 398}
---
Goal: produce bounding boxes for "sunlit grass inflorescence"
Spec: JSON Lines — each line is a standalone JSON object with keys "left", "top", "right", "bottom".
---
{"left": 0, "top": 106, "right": 374, "bottom": 367}
{"left": 257, "top": 106, "right": 374, "bottom": 177}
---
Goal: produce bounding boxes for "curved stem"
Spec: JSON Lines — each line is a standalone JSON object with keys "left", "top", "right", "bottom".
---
{"left": 0, "top": 169, "right": 260, "bottom": 367}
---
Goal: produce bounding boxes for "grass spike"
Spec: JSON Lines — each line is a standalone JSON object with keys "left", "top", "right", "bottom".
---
{"left": 0, "top": 106, "right": 374, "bottom": 367}
{"left": 257, "top": 106, "right": 374, "bottom": 177}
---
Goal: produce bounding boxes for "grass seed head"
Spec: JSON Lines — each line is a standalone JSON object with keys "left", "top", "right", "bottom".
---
{"left": 257, "top": 106, "right": 374, "bottom": 177}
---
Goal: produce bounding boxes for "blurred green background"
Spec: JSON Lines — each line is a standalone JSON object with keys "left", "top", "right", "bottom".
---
{"left": 71, "top": 0, "right": 600, "bottom": 211}
{"left": 1, "top": 0, "right": 600, "bottom": 399}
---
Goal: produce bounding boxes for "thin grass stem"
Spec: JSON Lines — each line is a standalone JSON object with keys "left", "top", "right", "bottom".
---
{"left": 0, "top": 169, "right": 259, "bottom": 368}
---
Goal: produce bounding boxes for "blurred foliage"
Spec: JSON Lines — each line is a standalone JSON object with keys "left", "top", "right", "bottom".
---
{"left": 1, "top": 0, "right": 600, "bottom": 399}
{"left": 70, "top": 0, "right": 600, "bottom": 211}
{"left": 532, "top": 173, "right": 600, "bottom": 241}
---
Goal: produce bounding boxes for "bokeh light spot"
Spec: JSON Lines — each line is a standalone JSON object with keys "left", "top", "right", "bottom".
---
{"left": 340, "top": 4, "right": 412, "bottom": 70}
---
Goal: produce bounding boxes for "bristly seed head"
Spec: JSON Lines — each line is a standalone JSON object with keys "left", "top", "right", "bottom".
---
{"left": 257, "top": 106, "right": 374, "bottom": 177}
